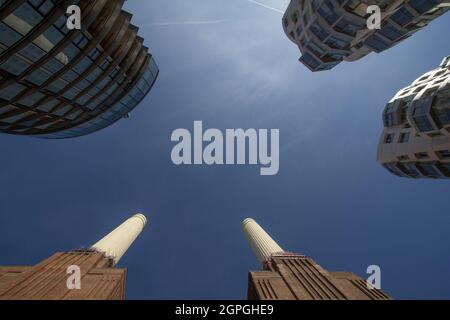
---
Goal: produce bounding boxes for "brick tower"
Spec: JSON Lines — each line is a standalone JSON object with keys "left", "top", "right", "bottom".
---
{"left": 242, "top": 218, "right": 390, "bottom": 300}
{"left": 0, "top": 213, "right": 147, "bottom": 300}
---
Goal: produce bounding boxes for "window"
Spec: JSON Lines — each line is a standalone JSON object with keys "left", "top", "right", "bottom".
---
{"left": 300, "top": 52, "right": 321, "bottom": 70}
{"left": 35, "top": 0, "right": 54, "bottom": 15}
{"left": 398, "top": 155, "right": 410, "bottom": 161}
{"left": 430, "top": 88, "right": 450, "bottom": 128}
{"left": 412, "top": 96, "right": 435, "bottom": 132}
{"left": 63, "top": 88, "right": 80, "bottom": 100}
{"left": 35, "top": 118, "right": 60, "bottom": 130}
{"left": 87, "top": 99, "right": 100, "bottom": 110}
{"left": 384, "top": 133, "right": 394, "bottom": 144}
{"left": 303, "top": 12, "right": 309, "bottom": 26}
{"left": 0, "top": 105, "right": 16, "bottom": 117}
{"left": 100, "top": 60, "right": 110, "bottom": 70}
{"left": 325, "top": 36, "right": 347, "bottom": 50}
{"left": 416, "top": 163, "right": 440, "bottom": 178}
{"left": 89, "top": 48, "right": 101, "bottom": 60}
{"left": 18, "top": 92, "right": 45, "bottom": 107}
{"left": 38, "top": 26, "right": 64, "bottom": 51}
{"left": 310, "top": 22, "right": 328, "bottom": 41}
{"left": 37, "top": 99, "right": 60, "bottom": 112}
{"left": 306, "top": 41, "right": 326, "bottom": 57}
{"left": 88, "top": 87, "right": 100, "bottom": 97}
{"left": 6, "top": 3, "right": 43, "bottom": 35}
{"left": 334, "top": 18, "right": 361, "bottom": 36}
{"left": 86, "top": 67, "right": 102, "bottom": 83}
{"left": 76, "top": 94, "right": 90, "bottom": 105}
{"left": 0, "top": 55, "right": 30, "bottom": 75}
{"left": 0, "top": 22, "right": 22, "bottom": 47}
{"left": 61, "top": 70, "right": 78, "bottom": 83}
{"left": 77, "top": 79, "right": 90, "bottom": 90}
{"left": 311, "top": 0, "right": 320, "bottom": 11}
{"left": 383, "top": 103, "right": 396, "bottom": 127}
{"left": 19, "top": 43, "right": 46, "bottom": 62}
{"left": 436, "top": 162, "right": 450, "bottom": 177}
{"left": 397, "top": 162, "right": 420, "bottom": 178}
{"left": 364, "top": 34, "right": 390, "bottom": 52}
{"left": 73, "top": 57, "right": 92, "bottom": 74}
{"left": 390, "top": 7, "right": 414, "bottom": 26}
{"left": 399, "top": 132, "right": 410, "bottom": 143}
{"left": 408, "top": 0, "right": 439, "bottom": 14}
{"left": 437, "top": 150, "right": 450, "bottom": 159}
{"left": 378, "top": 23, "right": 404, "bottom": 41}
{"left": 383, "top": 163, "right": 404, "bottom": 177}
{"left": 65, "top": 109, "right": 83, "bottom": 121}
{"left": 291, "top": 11, "right": 298, "bottom": 24}
{"left": 26, "top": 68, "right": 50, "bottom": 85}
{"left": 20, "top": 113, "right": 43, "bottom": 127}
{"left": 403, "top": 163, "right": 419, "bottom": 176}
{"left": 97, "top": 77, "right": 110, "bottom": 90}
{"left": 62, "top": 43, "right": 80, "bottom": 63}
{"left": 42, "top": 58, "right": 63, "bottom": 73}
{"left": 415, "top": 152, "right": 429, "bottom": 159}
{"left": 299, "top": 37, "right": 305, "bottom": 47}
{"left": 1, "top": 110, "right": 33, "bottom": 124}
{"left": 73, "top": 34, "right": 88, "bottom": 49}
{"left": 0, "top": 83, "right": 27, "bottom": 101}
{"left": 46, "top": 80, "right": 65, "bottom": 94}
{"left": 53, "top": 105, "right": 72, "bottom": 117}
{"left": 317, "top": 0, "right": 339, "bottom": 25}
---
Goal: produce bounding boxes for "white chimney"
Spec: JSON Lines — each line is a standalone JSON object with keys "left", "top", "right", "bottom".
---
{"left": 242, "top": 218, "right": 284, "bottom": 266}
{"left": 91, "top": 213, "right": 147, "bottom": 265}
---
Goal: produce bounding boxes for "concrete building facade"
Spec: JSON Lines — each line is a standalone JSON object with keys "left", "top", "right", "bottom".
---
{"left": 378, "top": 56, "right": 450, "bottom": 179}
{"left": 0, "top": 0, "right": 158, "bottom": 138}
{"left": 242, "top": 218, "right": 390, "bottom": 300}
{"left": 283, "top": 0, "right": 450, "bottom": 71}
{"left": 0, "top": 213, "right": 147, "bottom": 300}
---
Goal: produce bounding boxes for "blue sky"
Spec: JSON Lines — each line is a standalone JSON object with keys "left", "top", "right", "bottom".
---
{"left": 1, "top": 0, "right": 450, "bottom": 299}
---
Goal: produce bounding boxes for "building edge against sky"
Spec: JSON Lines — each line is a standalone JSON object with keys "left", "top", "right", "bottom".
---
{"left": 0, "top": 0, "right": 159, "bottom": 139}
{"left": 378, "top": 55, "right": 450, "bottom": 179}
{"left": 0, "top": 213, "right": 147, "bottom": 300}
{"left": 282, "top": 0, "right": 450, "bottom": 71}
{"left": 242, "top": 218, "right": 390, "bottom": 300}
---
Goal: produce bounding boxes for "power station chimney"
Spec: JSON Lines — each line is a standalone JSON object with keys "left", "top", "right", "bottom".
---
{"left": 243, "top": 218, "right": 392, "bottom": 300}
{"left": 91, "top": 213, "right": 147, "bottom": 265}
{"left": 242, "top": 218, "right": 284, "bottom": 266}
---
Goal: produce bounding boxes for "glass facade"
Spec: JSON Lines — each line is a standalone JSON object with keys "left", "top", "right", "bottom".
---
{"left": 0, "top": 0, "right": 159, "bottom": 138}
{"left": 283, "top": 0, "right": 449, "bottom": 71}
{"left": 384, "top": 161, "right": 450, "bottom": 179}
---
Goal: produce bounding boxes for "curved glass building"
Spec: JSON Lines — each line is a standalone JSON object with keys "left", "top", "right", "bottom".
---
{"left": 0, "top": 0, "right": 159, "bottom": 138}
{"left": 377, "top": 56, "right": 450, "bottom": 179}
{"left": 283, "top": 0, "right": 450, "bottom": 72}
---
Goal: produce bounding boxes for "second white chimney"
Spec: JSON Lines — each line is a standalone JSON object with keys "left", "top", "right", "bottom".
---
{"left": 242, "top": 218, "right": 284, "bottom": 266}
